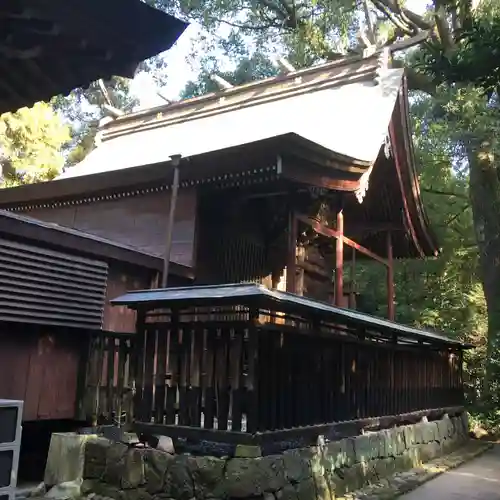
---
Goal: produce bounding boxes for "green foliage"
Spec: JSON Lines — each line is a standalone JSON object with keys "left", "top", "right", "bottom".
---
{"left": 0, "top": 102, "right": 70, "bottom": 185}
{"left": 417, "top": 0, "right": 500, "bottom": 91}
{"left": 52, "top": 77, "right": 139, "bottom": 167}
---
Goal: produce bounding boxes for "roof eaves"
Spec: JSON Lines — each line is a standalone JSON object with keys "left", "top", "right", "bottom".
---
{"left": 396, "top": 78, "right": 440, "bottom": 257}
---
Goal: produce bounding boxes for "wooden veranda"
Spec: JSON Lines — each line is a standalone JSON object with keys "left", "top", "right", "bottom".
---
{"left": 91, "top": 283, "right": 470, "bottom": 452}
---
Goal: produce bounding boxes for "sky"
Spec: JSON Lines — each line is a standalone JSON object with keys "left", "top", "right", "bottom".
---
{"left": 130, "top": 0, "right": 429, "bottom": 109}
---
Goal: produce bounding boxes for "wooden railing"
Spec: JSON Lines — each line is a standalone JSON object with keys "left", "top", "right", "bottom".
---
{"left": 128, "top": 305, "right": 464, "bottom": 435}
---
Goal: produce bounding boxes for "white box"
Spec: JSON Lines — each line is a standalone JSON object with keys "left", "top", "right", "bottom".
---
{"left": 0, "top": 400, "right": 22, "bottom": 494}
{"left": 0, "top": 401, "right": 23, "bottom": 446}
{"left": 0, "top": 488, "right": 14, "bottom": 500}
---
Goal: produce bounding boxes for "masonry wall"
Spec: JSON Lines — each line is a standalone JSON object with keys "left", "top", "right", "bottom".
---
{"left": 81, "top": 412, "right": 469, "bottom": 500}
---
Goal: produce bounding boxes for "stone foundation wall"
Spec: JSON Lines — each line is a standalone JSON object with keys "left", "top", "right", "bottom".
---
{"left": 82, "top": 412, "right": 469, "bottom": 500}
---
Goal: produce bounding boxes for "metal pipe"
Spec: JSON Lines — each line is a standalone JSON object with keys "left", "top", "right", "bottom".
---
{"left": 162, "top": 154, "right": 182, "bottom": 288}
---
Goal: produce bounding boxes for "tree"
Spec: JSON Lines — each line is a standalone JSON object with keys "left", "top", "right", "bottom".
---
{"left": 0, "top": 102, "right": 70, "bottom": 186}
{"left": 52, "top": 77, "right": 139, "bottom": 169}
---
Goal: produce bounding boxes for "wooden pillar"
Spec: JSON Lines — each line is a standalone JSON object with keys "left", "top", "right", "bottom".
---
{"left": 335, "top": 210, "right": 344, "bottom": 306}
{"left": 349, "top": 250, "right": 356, "bottom": 309}
{"left": 387, "top": 231, "right": 395, "bottom": 321}
{"left": 286, "top": 211, "right": 297, "bottom": 293}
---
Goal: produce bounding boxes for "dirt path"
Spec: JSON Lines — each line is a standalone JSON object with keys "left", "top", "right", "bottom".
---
{"left": 399, "top": 444, "right": 500, "bottom": 500}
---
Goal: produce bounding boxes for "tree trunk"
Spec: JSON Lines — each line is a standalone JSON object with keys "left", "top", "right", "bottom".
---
{"left": 468, "top": 138, "right": 500, "bottom": 398}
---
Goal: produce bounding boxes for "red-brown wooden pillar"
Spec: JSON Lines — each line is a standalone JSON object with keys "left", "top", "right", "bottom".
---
{"left": 387, "top": 231, "right": 395, "bottom": 320}
{"left": 286, "top": 211, "right": 297, "bottom": 293}
{"left": 335, "top": 210, "right": 344, "bottom": 306}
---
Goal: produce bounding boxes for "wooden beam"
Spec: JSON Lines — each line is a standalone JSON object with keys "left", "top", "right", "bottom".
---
{"left": 387, "top": 231, "right": 395, "bottom": 321}
{"left": 286, "top": 211, "right": 297, "bottom": 293}
{"left": 296, "top": 214, "right": 388, "bottom": 267}
{"left": 335, "top": 210, "right": 344, "bottom": 307}
{"left": 283, "top": 163, "right": 362, "bottom": 191}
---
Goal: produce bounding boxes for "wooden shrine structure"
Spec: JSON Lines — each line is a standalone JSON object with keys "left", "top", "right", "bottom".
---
{"left": 0, "top": 50, "right": 469, "bottom": 437}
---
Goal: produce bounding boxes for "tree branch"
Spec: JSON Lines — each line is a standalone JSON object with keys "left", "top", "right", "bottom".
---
{"left": 434, "top": 5, "right": 455, "bottom": 55}
{"left": 391, "top": 59, "right": 438, "bottom": 95}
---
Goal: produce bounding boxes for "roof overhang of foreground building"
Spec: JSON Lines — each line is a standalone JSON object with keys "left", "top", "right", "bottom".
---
{"left": 0, "top": 0, "right": 187, "bottom": 114}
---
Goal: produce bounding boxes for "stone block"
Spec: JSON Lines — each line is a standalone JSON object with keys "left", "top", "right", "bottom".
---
{"left": 45, "top": 433, "right": 103, "bottom": 486}
{"left": 295, "top": 478, "right": 316, "bottom": 500}
{"left": 283, "top": 451, "right": 312, "bottom": 484}
{"left": 461, "top": 412, "right": 469, "bottom": 434}
{"left": 276, "top": 483, "right": 299, "bottom": 500}
{"left": 420, "top": 442, "right": 441, "bottom": 462}
{"left": 413, "top": 424, "right": 424, "bottom": 445}
{"left": 155, "top": 436, "right": 175, "bottom": 454}
{"left": 383, "top": 430, "right": 398, "bottom": 458}
{"left": 260, "top": 456, "right": 287, "bottom": 492}
{"left": 313, "top": 473, "right": 332, "bottom": 500}
{"left": 324, "top": 439, "right": 355, "bottom": 469}
{"left": 324, "top": 469, "right": 346, "bottom": 496}
{"left": 370, "top": 433, "right": 384, "bottom": 459}
{"left": 340, "top": 463, "right": 365, "bottom": 492}
{"left": 144, "top": 448, "right": 174, "bottom": 494}
{"left": 122, "top": 448, "right": 145, "bottom": 489}
{"left": 353, "top": 434, "right": 373, "bottom": 463}
{"left": 224, "top": 456, "right": 286, "bottom": 498}
{"left": 406, "top": 446, "right": 422, "bottom": 468}
{"left": 189, "top": 455, "right": 226, "bottom": 499}
{"left": 92, "top": 482, "right": 125, "bottom": 500}
{"left": 403, "top": 426, "right": 415, "bottom": 448}
{"left": 81, "top": 479, "right": 96, "bottom": 496}
{"left": 235, "top": 445, "right": 262, "bottom": 458}
{"left": 164, "top": 455, "right": 195, "bottom": 500}
{"left": 123, "top": 488, "right": 152, "bottom": 500}
{"left": 376, "top": 457, "right": 396, "bottom": 478}
{"left": 103, "top": 443, "right": 129, "bottom": 486}
{"left": 395, "top": 428, "right": 407, "bottom": 455}
{"left": 84, "top": 438, "right": 111, "bottom": 480}
{"left": 437, "top": 420, "right": 451, "bottom": 442}
{"left": 421, "top": 422, "right": 437, "bottom": 444}
{"left": 394, "top": 451, "right": 413, "bottom": 472}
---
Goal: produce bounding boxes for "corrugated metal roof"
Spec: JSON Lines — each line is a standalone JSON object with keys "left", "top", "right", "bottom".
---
{"left": 58, "top": 68, "right": 404, "bottom": 179}
{"left": 111, "top": 283, "right": 468, "bottom": 348}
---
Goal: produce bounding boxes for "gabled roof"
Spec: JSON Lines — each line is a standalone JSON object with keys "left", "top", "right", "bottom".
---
{"left": 0, "top": 0, "right": 187, "bottom": 114}
{"left": 58, "top": 54, "right": 402, "bottom": 179}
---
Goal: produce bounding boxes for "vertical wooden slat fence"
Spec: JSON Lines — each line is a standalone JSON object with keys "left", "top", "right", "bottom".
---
{"left": 84, "top": 332, "right": 134, "bottom": 424}
{"left": 87, "top": 284, "right": 468, "bottom": 441}
{"left": 125, "top": 312, "right": 464, "bottom": 433}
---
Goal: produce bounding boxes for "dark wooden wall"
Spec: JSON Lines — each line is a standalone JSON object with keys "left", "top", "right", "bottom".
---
{"left": 0, "top": 325, "right": 86, "bottom": 421}
{"left": 104, "top": 265, "right": 155, "bottom": 333}
{"left": 20, "top": 190, "right": 197, "bottom": 267}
